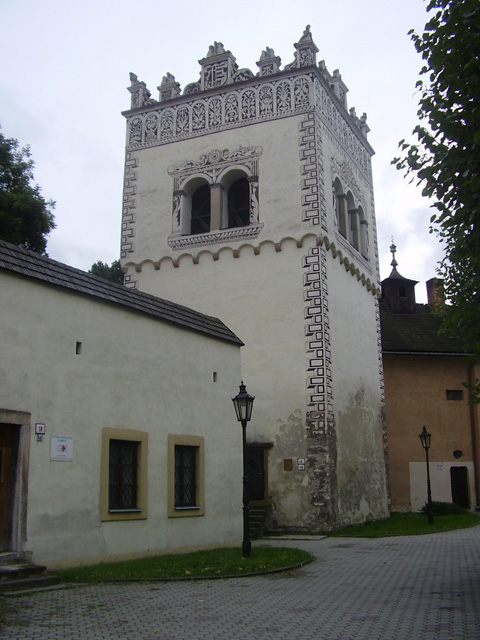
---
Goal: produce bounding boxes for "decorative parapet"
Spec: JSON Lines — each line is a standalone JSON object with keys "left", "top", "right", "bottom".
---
{"left": 125, "top": 73, "right": 315, "bottom": 148}
{"left": 125, "top": 26, "right": 370, "bottom": 142}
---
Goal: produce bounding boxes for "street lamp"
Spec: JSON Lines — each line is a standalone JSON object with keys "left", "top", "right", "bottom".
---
{"left": 232, "top": 381, "right": 255, "bottom": 557}
{"left": 419, "top": 426, "right": 434, "bottom": 524}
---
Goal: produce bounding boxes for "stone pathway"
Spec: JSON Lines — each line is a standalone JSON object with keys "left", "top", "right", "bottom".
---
{"left": 1, "top": 526, "right": 479, "bottom": 639}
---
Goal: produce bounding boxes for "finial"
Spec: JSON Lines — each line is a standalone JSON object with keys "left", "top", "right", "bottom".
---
{"left": 390, "top": 239, "right": 398, "bottom": 272}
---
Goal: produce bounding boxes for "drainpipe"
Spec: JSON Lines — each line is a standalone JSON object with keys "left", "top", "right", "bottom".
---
{"left": 468, "top": 362, "right": 480, "bottom": 510}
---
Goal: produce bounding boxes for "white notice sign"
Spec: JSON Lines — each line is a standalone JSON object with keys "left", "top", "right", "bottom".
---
{"left": 50, "top": 435, "right": 73, "bottom": 461}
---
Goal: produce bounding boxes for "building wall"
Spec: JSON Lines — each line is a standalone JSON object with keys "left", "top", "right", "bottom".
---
{"left": 383, "top": 354, "right": 478, "bottom": 511}
{"left": 0, "top": 271, "right": 243, "bottom": 567}
{"left": 121, "top": 56, "right": 388, "bottom": 529}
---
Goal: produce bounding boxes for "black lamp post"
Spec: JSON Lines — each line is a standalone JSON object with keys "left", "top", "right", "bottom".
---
{"left": 419, "top": 425, "right": 434, "bottom": 525}
{"left": 232, "top": 381, "right": 255, "bottom": 557}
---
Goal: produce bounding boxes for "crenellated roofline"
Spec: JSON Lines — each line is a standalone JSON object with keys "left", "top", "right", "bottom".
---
{"left": 122, "top": 26, "right": 372, "bottom": 151}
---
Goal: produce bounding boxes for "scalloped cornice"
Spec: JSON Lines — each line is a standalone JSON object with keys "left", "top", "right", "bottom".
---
{"left": 124, "top": 233, "right": 380, "bottom": 296}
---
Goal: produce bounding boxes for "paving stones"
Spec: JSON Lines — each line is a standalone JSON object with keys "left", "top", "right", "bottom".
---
{"left": 1, "top": 526, "right": 479, "bottom": 639}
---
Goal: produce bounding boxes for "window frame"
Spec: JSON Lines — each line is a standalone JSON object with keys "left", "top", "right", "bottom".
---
{"left": 100, "top": 428, "right": 148, "bottom": 521}
{"left": 168, "top": 434, "right": 205, "bottom": 518}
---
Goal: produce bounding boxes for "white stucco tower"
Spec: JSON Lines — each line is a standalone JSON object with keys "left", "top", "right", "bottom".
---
{"left": 120, "top": 26, "right": 389, "bottom": 531}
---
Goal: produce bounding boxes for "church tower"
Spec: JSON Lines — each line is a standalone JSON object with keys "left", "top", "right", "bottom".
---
{"left": 120, "top": 27, "right": 388, "bottom": 531}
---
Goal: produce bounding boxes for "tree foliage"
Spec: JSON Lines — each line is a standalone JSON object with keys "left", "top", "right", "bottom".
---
{"left": 0, "top": 130, "right": 56, "bottom": 254}
{"left": 393, "top": 0, "right": 480, "bottom": 395}
{"left": 89, "top": 259, "right": 124, "bottom": 285}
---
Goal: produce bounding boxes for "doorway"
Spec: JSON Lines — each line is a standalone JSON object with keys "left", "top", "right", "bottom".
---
{"left": 0, "top": 425, "right": 19, "bottom": 551}
{"left": 450, "top": 466, "right": 470, "bottom": 509}
{"left": 246, "top": 447, "right": 266, "bottom": 501}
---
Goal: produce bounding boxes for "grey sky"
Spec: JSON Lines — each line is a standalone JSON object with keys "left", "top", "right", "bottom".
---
{"left": 0, "top": 0, "right": 441, "bottom": 301}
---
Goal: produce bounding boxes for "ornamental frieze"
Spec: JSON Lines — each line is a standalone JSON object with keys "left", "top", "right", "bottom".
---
{"left": 126, "top": 75, "right": 315, "bottom": 150}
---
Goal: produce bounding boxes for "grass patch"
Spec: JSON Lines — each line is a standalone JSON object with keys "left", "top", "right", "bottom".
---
{"left": 54, "top": 547, "right": 313, "bottom": 583}
{"left": 329, "top": 509, "right": 480, "bottom": 538}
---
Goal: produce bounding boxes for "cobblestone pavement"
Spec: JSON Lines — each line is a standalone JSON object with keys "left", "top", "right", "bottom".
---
{"left": 1, "top": 526, "right": 479, "bottom": 640}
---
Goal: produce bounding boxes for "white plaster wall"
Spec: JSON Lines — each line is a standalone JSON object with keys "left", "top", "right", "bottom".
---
{"left": 0, "top": 271, "right": 243, "bottom": 567}
{"left": 135, "top": 237, "right": 315, "bottom": 525}
{"left": 326, "top": 253, "right": 387, "bottom": 524}
{"left": 410, "top": 461, "right": 477, "bottom": 512}
{"left": 128, "top": 115, "right": 306, "bottom": 265}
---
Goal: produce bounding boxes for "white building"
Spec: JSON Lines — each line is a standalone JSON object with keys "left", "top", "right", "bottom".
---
{"left": 120, "top": 26, "right": 389, "bottom": 531}
{"left": 0, "top": 240, "right": 243, "bottom": 567}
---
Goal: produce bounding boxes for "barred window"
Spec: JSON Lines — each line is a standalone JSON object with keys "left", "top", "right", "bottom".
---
{"left": 101, "top": 428, "right": 147, "bottom": 521}
{"left": 175, "top": 445, "right": 197, "bottom": 507}
{"left": 109, "top": 440, "right": 139, "bottom": 510}
{"left": 168, "top": 435, "right": 204, "bottom": 517}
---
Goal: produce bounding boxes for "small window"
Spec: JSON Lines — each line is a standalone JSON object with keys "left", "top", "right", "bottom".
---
{"left": 101, "top": 428, "right": 147, "bottom": 521}
{"left": 168, "top": 434, "right": 204, "bottom": 517}
{"left": 446, "top": 390, "right": 464, "bottom": 401}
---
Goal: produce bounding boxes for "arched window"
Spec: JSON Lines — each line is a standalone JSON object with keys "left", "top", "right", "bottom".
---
{"left": 191, "top": 184, "right": 211, "bottom": 234}
{"left": 228, "top": 177, "right": 250, "bottom": 228}
{"left": 334, "top": 178, "right": 347, "bottom": 238}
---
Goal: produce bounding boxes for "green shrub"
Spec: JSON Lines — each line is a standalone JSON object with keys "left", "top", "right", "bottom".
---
{"left": 421, "top": 501, "right": 467, "bottom": 516}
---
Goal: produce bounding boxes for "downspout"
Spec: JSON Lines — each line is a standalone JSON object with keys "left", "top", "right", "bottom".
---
{"left": 467, "top": 362, "right": 480, "bottom": 510}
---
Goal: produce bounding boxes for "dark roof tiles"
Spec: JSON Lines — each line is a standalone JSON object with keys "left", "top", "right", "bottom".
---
{"left": 380, "top": 302, "right": 465, "bottom": 355}
{"left": 0, "top": 240, "right": 243, "bottom": 346}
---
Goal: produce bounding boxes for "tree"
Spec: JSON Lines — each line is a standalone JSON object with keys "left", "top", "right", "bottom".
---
{"left": 89, "top": 259, "right": 124, "bottom": 285}
{"left": 0, "top": 131, "right": 56, "bottom": 254}
{"left": 393, "top": 0, "right": 480, "bottom": 397}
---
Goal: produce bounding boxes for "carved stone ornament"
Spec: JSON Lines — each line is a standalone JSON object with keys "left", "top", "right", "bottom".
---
{"left": 168, "top": 146, "right": 263, "bottom": 185}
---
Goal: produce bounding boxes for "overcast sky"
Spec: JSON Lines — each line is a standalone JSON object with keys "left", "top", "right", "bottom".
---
{"left": 1, "top": 0, "right": 442, "bottom": 302}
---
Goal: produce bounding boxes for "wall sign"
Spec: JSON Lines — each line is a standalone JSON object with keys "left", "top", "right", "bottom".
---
{"left": 50, "top": 435, "right": 73, "bottom": 461}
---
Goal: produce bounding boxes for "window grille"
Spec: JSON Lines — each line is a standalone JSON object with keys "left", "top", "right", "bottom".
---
{"left": 175, "top": 445, "right": 197, "bottom": 507}
{"left": 109, "top": 439, "right": 138, "bottom": 510}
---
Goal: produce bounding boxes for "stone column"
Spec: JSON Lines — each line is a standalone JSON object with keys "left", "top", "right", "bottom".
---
{"left": 210, "top": 183, "right": 224, "bottom": 231}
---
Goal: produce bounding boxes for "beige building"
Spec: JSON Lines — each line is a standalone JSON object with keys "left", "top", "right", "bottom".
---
{"left": 380, "top": 248, "right": 480, "bottom": 512}
{"left": 0, "top": 239, "right": 244, "bottom": 568}
{"left": 120, "top": 27, "right": 389, "bottom": 531}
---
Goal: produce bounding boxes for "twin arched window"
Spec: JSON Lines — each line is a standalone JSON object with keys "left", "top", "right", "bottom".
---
{"left": 184, "top": 171, "right": 252, "bottom": 236}
{"left": 334, "top": 177, "right": 369, "bottom": 259}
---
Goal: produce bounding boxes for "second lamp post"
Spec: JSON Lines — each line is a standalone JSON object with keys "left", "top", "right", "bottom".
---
{"left": 419, "top": 425, "right": 434, "bottom": 525}
{"left": 232, "top": 381, "right": 255, "bottom": 557}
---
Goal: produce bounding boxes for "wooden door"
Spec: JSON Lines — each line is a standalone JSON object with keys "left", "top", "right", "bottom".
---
{"left": 450, "top": 466, "right": 470, "bottom": 509}
{"left": 0, "top": 425, "right": 17, "bottom": 551}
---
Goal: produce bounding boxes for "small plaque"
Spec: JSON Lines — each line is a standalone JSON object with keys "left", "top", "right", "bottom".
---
{"left": 35, "top": 423, "right": 45, "bottom": 435}
{"left": 50, "top": 435, "right": 73, "bottom": 461}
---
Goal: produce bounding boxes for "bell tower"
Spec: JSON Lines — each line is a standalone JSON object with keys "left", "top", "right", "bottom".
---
{"left": 120, "top": 27, "right": 388, "bottom": 532}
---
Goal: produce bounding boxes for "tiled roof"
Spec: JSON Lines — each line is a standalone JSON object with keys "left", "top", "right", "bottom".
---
{"left": 0, "top": 240, "right": 243, "bottom": 346}
{"left": 379, "top": 302, "right": 466, "bottom": 355}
